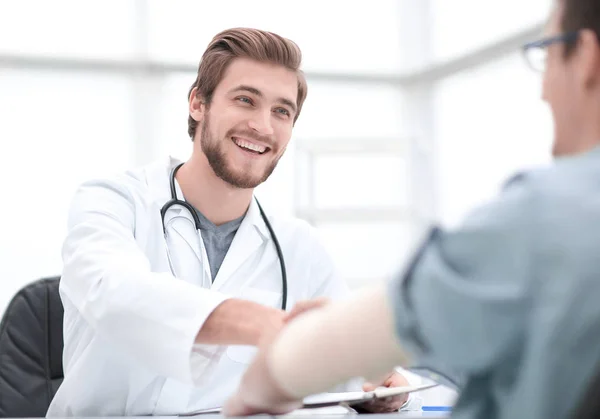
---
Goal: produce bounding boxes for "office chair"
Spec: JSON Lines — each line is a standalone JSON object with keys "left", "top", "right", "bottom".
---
{"left": 0, "top": 276, "right": 63, "bottom": 418}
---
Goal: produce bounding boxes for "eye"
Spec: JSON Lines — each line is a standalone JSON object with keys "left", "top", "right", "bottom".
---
{"left": 237, "top": 96, "right": 253, "bottom": 105}
{"left": 274, "top": 107, "right": 290, "bottom": 117}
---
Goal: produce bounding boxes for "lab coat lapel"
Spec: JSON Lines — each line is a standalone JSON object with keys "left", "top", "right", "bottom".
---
{"left": 166, "top": 212, "right": 203, "bottom": 265}
{"left": 212, "top": 198, "right": 269, "bottom": 289}
{"left": 144, "top": 156, "right": 206, "bottom": 281}
{"left": 145, "top": 155, "right": 182, "bottom": 212}
{"left": 162, "top": 178, "right": 205, "bottom": 274}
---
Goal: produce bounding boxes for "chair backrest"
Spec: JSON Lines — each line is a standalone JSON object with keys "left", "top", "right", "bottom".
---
{"left": 0, "top": 276, "right": 64, "bottom": 418}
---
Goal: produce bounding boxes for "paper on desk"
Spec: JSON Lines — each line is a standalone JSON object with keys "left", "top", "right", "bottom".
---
{"left": 180, "top": 383, "right": 438, "bottom": 416}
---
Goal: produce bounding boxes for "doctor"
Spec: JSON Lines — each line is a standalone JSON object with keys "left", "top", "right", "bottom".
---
{"left": 46, "top": 27, "right": 410, "bottom": 417}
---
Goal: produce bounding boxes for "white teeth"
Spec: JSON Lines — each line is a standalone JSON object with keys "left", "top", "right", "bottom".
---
{"left": 233, "top": 138, "right": 267, "bottom": 153}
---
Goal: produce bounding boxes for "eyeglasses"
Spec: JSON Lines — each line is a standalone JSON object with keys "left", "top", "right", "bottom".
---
{"left": 522, "top": 31, "right": 579, "bottom": 72}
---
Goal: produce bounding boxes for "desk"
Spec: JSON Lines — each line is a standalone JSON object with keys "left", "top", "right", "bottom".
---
{"left": 21, "top": 414, "right": 450, "bottom": 419}
{"left": 184, "top": 415, "right": 449, "bottom": 418}
{"left": 179, "top": 411, "right": 450, "bottom": 418}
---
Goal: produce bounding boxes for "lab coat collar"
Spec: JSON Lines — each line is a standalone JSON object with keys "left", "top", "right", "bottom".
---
{"left": 145, "top": 155, "right": 181, "bottom": 207}
{"left": 245, "top": 197, "right": 270, "bottom": 239}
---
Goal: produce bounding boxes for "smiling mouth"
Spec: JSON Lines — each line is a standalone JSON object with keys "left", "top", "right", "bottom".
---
{"left": 232, "top": 137, "right": 270, "bottom": 155}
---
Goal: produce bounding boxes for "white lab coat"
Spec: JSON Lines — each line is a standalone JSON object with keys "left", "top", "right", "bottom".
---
{"left": 46, "top": 157, "right": 351, "bottom": 417}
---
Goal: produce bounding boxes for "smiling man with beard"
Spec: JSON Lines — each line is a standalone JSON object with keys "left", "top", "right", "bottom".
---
{"left": 46, "top": 28, "right": 412, "bottom": 417}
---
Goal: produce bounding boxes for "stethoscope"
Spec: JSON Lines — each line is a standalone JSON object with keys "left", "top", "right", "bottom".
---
{"left": 160, "top": 162, "right": 287, "bottom": 310}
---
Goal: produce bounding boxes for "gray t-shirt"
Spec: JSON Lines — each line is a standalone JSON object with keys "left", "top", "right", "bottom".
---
{"left": 193, "top": 207, "right": 244, "bottom": 282}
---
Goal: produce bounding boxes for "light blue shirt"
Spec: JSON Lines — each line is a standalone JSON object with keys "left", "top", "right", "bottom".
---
{"left": 390, "top": 146, "right": 600, "bottom": 419}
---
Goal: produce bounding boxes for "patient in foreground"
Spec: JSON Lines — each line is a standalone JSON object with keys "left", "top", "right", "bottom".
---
{"left": 225, "top": 1, "right": 600, "bottom": 418}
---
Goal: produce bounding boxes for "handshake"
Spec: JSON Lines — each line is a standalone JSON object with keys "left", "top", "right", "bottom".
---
{"left": 264, "top": 297, "right": 331, "bottom": 343}
{"left": 224, "top": 297, "right": 410, "bottom": 416}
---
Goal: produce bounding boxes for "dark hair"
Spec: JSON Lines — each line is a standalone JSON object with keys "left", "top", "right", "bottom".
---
{"left": 560, "top": 0, "right": 600, "bottom": 55}
{"left": 187, "top": 27, "right": 308, "bottom": 139}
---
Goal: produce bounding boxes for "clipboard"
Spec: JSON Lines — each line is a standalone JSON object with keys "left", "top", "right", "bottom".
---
{"left": 179, "top": 383, "right": 438, "bottom": 415}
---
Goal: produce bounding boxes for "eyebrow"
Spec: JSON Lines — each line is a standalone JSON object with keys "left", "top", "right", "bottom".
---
{"left": 229, "top": 85, "right": 297, "bottom": 115}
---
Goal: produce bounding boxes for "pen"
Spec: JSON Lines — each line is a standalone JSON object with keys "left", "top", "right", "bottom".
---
{"left": 422, "top": 406, "right": 453, "bottom": 412}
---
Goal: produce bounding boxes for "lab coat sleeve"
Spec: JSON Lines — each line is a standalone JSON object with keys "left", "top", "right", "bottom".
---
{"left": 389, "top": 174, "right": 533, "bottom": 376}
{"left": 60, "top": 178, "right": 230, "bottom": 386}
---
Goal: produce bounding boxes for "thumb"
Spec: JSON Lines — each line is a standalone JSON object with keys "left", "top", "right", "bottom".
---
{"left": 362, "top": 381, "right": 377, "bottom": 392}
{"left": 223, "top": 394, "right": 253, "bottom": 417}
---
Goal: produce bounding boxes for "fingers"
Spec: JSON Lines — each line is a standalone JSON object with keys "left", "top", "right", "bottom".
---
{"left": 359, "top": 371, "right": 410, "bottom": 413}
{"left": 283, "top": 297, "right": 329, "bottom": 323}
{"left": 394, "top": 393, "right": 409, "bottom": 407}
{"left": 291, "top": 297, "right": 329, "bottom": 315}
{"left": 223, "top": 395, "right": 252, "bottom": 417}
{"left": 385, "top": 371, "right": 410, "bottom": 388}
{"left": 356, "top": 395, "right": 407, "bottom": 413}
{"left": 363, "top": 371, "right": 397, "bottom": 391}
{"left": 362, "top": 381, "right": 377, "bottom": 392}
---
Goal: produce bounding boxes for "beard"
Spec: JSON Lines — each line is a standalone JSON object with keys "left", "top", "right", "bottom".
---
{"left": 200, "top": 113, "right": 281, "bottom": 189}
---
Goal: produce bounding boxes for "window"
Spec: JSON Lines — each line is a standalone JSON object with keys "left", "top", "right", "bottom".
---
{"left": 433, "top": 53, "right": 553, "bottom": 227}
{"left": 0, "top": 69, "right": 135, "bottom": 312}
{"left": 154, "top": 72, "right": 196, "bottom": 161}
{"left": 0, "top": 0, "right": 137, "bottom": 59}
{"left": 317, "top": 222, "right": 416, "bottom": 288}
{"left": 296, "top": 80, "right": 404, "bottom": 138}
{"left": 296, "top": 152, "right": 409, "bottom": 209}
{"left": 430, "top": 0, "right": 550, "bottom": 61}
{"left": 145, "top": 0, "right": 405, "bottom": 74}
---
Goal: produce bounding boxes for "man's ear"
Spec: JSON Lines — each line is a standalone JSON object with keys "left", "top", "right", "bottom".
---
{"left": 576, "top": 29, "right": 600, "bottom": 89}
{"left": 189, "top": 86, "right": 206, "bottom": 123}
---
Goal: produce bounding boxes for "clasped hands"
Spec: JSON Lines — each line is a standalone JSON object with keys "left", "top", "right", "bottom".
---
{"left": 225, "top": 298, "right": 409, "bottom": 416}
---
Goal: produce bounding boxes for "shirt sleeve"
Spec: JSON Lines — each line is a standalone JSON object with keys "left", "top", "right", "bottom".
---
{"left": 389, "top": 175, "right": 534, "bottom": 376}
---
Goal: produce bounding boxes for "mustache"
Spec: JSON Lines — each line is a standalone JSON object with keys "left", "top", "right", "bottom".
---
{"left": 227, "top": 129, "right": 275, "bottom": 148}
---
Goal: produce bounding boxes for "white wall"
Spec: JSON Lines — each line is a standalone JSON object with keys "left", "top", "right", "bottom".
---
{"left": 434, "top": 53, "right": 553, "bottom": 227}
{"left": 0, "top": 68, "right": 136, "bottom": 312}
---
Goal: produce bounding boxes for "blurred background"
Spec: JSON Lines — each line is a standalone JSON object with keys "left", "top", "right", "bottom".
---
{"left": 0, "top": 0, "right": 553, "bottom": 318}
{"left": 0, "top": 0, "right": 557, "bottom": 408}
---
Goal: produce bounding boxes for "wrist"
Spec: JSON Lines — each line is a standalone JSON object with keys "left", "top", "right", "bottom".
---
{"left": 263, "top": 339, "right": 302, "bottom": 403}
{"left": 253, "top": 307, "right": 285, "bottom": 346}
{"left": 195, "top": 299, "right": 284, "bottom": 346}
